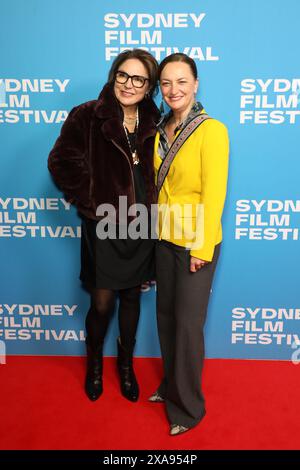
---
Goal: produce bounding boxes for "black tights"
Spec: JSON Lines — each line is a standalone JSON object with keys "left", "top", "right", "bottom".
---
{"left": 85, "top": 286, "right": 141, "bottom": 350}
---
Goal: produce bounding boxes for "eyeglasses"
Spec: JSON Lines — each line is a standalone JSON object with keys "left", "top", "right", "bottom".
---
{"left": 115, "top": 71, "right": 149, "bottom": 88}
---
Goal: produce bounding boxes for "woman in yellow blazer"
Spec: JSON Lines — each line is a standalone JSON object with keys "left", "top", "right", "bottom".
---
{"left": 149, "top": 53, "right": 229, "bottom": 436}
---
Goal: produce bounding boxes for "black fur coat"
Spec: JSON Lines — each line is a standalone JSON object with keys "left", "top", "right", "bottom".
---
{"left": 48, "top": 83, "right": 160, "bottom": 220}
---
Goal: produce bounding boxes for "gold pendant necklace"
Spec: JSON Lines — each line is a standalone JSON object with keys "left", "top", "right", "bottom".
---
{"left": 131, "top": 150, "right": 139, "bottom": 165}
{"left": 123, "top": 108, "right": 140, "bottom": 165}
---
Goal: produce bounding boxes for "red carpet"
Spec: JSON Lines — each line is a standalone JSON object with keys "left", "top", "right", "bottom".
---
{"left": 0, "top": 357, "right": 299, "bottom": 450}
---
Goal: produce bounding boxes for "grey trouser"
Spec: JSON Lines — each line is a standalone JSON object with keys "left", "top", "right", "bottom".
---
{"left": 156, "top": 240, "right": 220, "bottom": 428}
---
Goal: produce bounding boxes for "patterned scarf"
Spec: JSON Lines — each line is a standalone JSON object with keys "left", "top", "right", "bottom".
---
{"left": 157, "top": 102, "right": 204, "bottom": 160}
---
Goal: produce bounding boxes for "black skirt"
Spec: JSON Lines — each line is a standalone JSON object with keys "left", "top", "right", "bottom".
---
{"left": 79, "top": 164, "right": 155, "bottom": 290}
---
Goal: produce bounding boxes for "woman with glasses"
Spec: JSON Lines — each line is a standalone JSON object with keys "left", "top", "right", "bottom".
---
{"left": 48, "top": 49, "right": 159, "bottom": 403}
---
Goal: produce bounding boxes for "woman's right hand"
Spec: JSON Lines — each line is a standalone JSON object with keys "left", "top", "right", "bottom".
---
{"left": 190, "top": 256, "right": 208, "bottom": 273}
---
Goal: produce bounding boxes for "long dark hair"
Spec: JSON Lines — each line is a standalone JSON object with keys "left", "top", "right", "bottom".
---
{"left": 107, "top": 49, "right": 158, "bottom": 97}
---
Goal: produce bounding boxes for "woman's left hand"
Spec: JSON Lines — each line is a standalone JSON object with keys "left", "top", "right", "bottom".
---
{"left": 190, "top": 256, "right": 208, "bottom": 272}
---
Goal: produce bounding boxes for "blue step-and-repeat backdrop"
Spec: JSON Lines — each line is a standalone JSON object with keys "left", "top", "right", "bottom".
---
{"left": 1, "top": 0, "right": 300, "bottom": 360}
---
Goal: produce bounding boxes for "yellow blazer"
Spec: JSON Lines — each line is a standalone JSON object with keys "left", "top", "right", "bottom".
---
{"left": 154, "top": 111, "right": 229, "bottom": 262}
